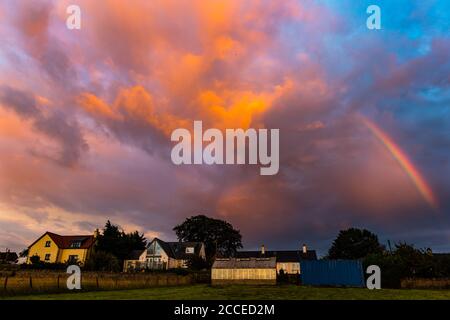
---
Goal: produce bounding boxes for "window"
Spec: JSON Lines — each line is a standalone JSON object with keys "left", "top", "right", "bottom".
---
{"left": 44, "top": 254, "right": 51, "bottom": 261}
{"left": 45, "top": 241, "right": 51, "bottom": 247}
{"left": 70, "top": 240, "right": 82, "bottom": 248}
{"left": 148, "top": 242, "right": 162, "bottom": 255}
{"left": 68, "top": 255, "right": 78, "bottom": 263}
{"left": 185, "top": 247, "right": 194, "bottom": 254}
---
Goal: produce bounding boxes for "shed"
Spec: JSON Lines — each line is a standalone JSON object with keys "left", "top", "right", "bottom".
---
{"left": 235, "top": 245, "right": 317, "bottom": 275}
{"left": 212, "top": 257, "right": 277, "bottom": 285}
{"left": 301, "top": 260, "right": 365, "bottom": 287}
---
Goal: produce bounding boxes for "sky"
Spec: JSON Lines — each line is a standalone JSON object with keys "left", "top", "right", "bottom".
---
{"left": 0, "top": 0, "right": 449, "bottom": 256}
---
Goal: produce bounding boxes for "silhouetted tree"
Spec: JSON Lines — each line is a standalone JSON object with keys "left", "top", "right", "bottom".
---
{"left": 185, "top": 255, "right": 208, "bottom": 271}
{"left": 328, "top": 228, "right": 384, "bottom": 259}
{"left": 173, "top": 215, "right": 242, "bottom": 264}
{"left": 95, "top": 220, "right": 147, "bottom": 264}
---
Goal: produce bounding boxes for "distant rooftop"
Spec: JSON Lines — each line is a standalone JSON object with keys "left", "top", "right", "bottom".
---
{"left": 234, "top": 249, "right": 317, "bottom": 262}
{"left": 213, "top": 257, "right": 277, "bottom": 269}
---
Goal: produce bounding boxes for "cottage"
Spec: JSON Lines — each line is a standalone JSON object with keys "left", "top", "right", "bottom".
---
{"left": 235, "top": 244, "right": 317, "bottom": 275}
{"left": 123, "top": 249, "right": 147, "bottom": 272}
{"left": 145, "top": 238, "right": 206, "bottom": 270}
{"left": 211, "top": 257, "right": 277, "bottom": 285}
{"left": 27, "top": 231, "right": 97, "bottom": 265}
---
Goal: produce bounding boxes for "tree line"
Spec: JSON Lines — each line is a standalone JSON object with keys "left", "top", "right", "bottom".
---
{"left": 327, "top": 227, "right": 450, "bottom": 288}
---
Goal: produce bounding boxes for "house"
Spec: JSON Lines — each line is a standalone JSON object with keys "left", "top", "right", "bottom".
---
{"left": 145, "top": 238, "right": 206, "bottom": 270}
{"left": 211, "top": 257, "right": 277, "bottom": 285}
{"left": 234, "top": 244, "right": 317, "bottom": 274}
{"left": 123, "top": 249, "right": 147, "bottom": 272}
{"left": 16, "top": 256, "right": 28, "bottom": 265}
{"left": 0, "top": 250, "right": 18, "bottom": 264}
{"left": 27, "top": 231, "right": 97, "bottom": 266}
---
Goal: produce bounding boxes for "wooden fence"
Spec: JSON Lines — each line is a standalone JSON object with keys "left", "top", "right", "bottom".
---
{"left": 0, "top": 271, "right": 194, "bottom": 295}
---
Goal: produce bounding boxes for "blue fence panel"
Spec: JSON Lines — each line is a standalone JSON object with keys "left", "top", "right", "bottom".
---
{"left": 301, "top": 260, "right": 365, "bottom": 287}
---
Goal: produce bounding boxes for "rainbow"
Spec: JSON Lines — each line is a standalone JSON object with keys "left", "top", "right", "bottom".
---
{"left": 362, "top": 117, "right": 438, "bottom": 209}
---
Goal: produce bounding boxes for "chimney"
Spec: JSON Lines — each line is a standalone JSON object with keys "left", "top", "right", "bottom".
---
{"left": 302, "top": 244, "right": 307, "bottom": 254}
{"left": 261, "top": 244, "right": 265, "bottom": 255}
{"left": 94, "top": 229, "right": 100, "bottom": 238}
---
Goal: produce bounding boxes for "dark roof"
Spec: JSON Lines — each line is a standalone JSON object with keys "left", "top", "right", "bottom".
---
{"left": 213, "top": 257, "right": 276, "bottom": 269}
{"left": 29, "top": 232, "right": 95, "bottom": 249}
{"left": 0, "top": 251, "right": 18, "bottom": 262}
{"left": 127, "top": 249, "right": 146, "bottom": 260}
{"left": 234, "top": 250, "right": 317, "bottom": 262}
{"left": 151, "top": 238, "right": 204, "bottom": 260}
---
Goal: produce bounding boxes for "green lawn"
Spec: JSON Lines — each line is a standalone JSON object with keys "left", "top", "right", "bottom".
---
{"left": 3, "top": 284, "right": 450, "bottom": 300}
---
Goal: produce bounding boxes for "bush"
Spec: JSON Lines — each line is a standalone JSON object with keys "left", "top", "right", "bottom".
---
{"left": 29, "top": 255, "right": 40, "bottom": 265}
{"left": 363, "top": 243, "right": 449, "bottom": 288}
{"left": 84, "top": 251, "right": 121, "bottom": 272}
{"left": 185, "top": 255, "right": 208, "bottom": 271}
{"left": 364, "top": 252, "right": 403, "bottom": 288}
{"left": 277, "top": 269, "right": 289, "bottom": 284}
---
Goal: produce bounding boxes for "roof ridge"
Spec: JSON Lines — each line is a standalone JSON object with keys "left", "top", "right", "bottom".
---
{"left": 47, "top": 231, "right": 93, "bottom": 238}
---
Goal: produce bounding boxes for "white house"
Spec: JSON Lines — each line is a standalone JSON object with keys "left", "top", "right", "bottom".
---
{"left": 146, "top": 238, "right": 206, "bottom": 270}
{"left": 123, "top": 249, "right": 147, "bottom": 272}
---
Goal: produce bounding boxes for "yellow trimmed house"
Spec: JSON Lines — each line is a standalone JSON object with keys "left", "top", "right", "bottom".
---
{"left": 27, "top": 231, "right": 97, "bottom": 265}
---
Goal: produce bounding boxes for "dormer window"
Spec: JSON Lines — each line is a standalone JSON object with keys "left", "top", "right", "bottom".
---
{"left": 70, "top": 240, "right": 82, "bottom": 248}
{"left": 185, "top": 247, "right": 194, "bottom": 254}
{"left": 45, "top": 241, "right": 51, "bottom": 247}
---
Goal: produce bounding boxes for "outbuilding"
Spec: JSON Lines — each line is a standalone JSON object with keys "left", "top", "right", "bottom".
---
{"left": 211, "top": 257, "right": 277, "bottom": 285}
{"left": 235, "top": 244, "right": 317, "bottom": 275}
{"left": 300, "top": 260, "right": 365, "bottom": 287}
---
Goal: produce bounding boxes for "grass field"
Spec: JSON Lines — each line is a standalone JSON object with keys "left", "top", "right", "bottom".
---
{"left": 3, "top": 284, "right": 450, "bottom": 300}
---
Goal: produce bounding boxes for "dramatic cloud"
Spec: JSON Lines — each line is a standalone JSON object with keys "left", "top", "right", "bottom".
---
{"left": 0, "top": 85, "right": 88, "bottom": 166}
{"left": 0, "top": 0, "right": 449, "bottom": 255}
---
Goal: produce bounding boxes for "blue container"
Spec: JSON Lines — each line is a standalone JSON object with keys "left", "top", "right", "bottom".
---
{"left": 301, "top": 260, "right": 365, "bottom": 287}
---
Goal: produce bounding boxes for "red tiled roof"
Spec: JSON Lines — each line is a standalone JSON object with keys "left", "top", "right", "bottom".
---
{"left": 29, "top": 232, "right": 95, "bottom": 249}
